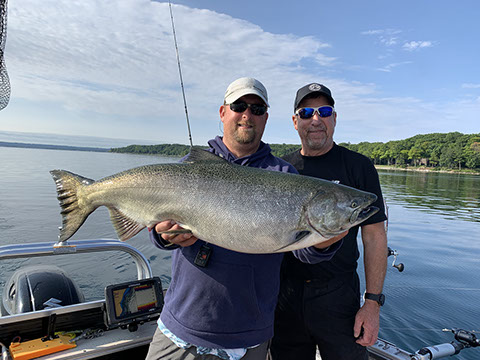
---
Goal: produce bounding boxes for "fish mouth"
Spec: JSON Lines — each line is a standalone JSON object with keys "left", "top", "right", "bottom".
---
{"left": 350, "top": 206, "right": 379, "bottom": 224}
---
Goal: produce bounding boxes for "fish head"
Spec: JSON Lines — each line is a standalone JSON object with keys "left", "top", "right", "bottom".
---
{"left": 305, "top": 185, "right": 379, "bottom": 238}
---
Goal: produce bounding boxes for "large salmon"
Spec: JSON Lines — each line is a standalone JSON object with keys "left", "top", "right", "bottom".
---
{"left": 50, "top": 149, "right": 379, "bottom": 253}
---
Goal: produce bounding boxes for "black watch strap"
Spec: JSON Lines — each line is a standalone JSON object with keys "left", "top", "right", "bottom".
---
{"left": 365, "top": 292, "right": 385, "bottom": 306}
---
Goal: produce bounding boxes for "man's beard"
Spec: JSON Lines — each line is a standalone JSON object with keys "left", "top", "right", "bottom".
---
{"left": 304, "top": 129, "right": 330, "bottom": 150}
{"left": 233, "top": 125, "right": 256, "bottom": 144}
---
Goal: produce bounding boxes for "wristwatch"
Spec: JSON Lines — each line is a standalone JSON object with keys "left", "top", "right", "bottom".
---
{"left": 365, "top": 292, "right": 385, "bottom": 306}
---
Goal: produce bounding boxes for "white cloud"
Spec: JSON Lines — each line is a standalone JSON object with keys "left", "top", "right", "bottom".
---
{"left": 377, "top": 61, "right": 413, "bottom": 73}
{"left": 462, "top": 83, "right": 480, "bottom": 89}
{"left": 5, "top": 0, "right": 339, "bottom": 144}
{"left": 361, "top": 29, "right": 402, "bottom": 47}
{"left": 2, "top": 1, "right": 478, "bottom": 147}
{"left": 380, "top": 37, "right": 399, "bottom": 46}
{"left": 402, "top": 41, "right": 434, "bottom": 51}
{"left": 313, "top": 53, "right": 337, "bottom": 66}
{"left": 361, "top": 29, "right": 402, "bottom": 36}
{"left": 6, "top": 0, "right": 333, "bottom": 117}
{"left": 336, "top": 96, "right": 480, "bottom": 144}
{"left": 362, "top": 29, "right": 434, "bottom": 54}
{"left": 361, "top": 29, "right": 385, "bottom": 35}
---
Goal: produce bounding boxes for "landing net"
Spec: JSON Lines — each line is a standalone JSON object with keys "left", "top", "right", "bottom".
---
{"left": 0, "top": 0, "right": 10, "bottom": 111}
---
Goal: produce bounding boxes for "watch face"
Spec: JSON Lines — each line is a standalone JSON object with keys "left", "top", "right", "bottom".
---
{"left": 366, "top": 293, "right": 385, "bottom": 306}
{"left": 378, "top": 294, "right": 385, "bottom": 306}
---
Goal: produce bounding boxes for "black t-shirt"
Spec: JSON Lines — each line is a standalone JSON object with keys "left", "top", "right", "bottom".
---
{"left": 281, "top": 144, "right": 387, "bottom": 279}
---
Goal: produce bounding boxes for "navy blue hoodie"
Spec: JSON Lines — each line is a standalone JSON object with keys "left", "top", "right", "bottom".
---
{"left": 150, "top": 136, "right": 340, "bottom": 348}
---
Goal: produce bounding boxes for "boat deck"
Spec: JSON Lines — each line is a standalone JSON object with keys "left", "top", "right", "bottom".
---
{"left": 35, "top": 321, "right": 156, "bottom": 360}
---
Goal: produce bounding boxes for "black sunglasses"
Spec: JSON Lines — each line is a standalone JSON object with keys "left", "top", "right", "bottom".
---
{"left": 228, "top": 101, "right": 268, "bottom": 116}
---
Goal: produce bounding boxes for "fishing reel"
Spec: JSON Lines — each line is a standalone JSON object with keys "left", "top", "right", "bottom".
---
{"left": 412, "top": 328, "right": 479, "bottom": 359}
{"left": 445, "top": 328, "right": 480, "bottom": 348}
{"left": 387, "top": 247, "right": 404, "bottom": 272}
{"left": 384, "top": 199, "right": 404, "bottom": 273}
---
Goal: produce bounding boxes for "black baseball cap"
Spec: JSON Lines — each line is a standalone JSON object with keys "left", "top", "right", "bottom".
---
{"left": 294, "top": 83, "right": 335, "bottom": 110}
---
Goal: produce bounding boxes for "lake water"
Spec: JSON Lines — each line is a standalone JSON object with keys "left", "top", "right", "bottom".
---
{"left": 0, "top": 146, "right": 479, "bottom": 359}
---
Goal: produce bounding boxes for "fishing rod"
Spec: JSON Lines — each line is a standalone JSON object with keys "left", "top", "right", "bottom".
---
{"left": 168, "top": 1, "right": 193, "bottom": 148}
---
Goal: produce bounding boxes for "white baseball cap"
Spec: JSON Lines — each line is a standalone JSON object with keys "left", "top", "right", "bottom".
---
{"left": 224, "top": 77, "right": 269, "bottom": 107}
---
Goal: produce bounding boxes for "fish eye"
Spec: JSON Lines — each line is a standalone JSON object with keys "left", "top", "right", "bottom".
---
{"left": 351, "top": 201, "right": 358, "bottom": 208}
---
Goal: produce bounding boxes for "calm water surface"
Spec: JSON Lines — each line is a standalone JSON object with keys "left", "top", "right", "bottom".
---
{"left": 0, "top": 147, "right": 177, "bottom": 299}
{"left": 368, "top": 169, "right": 480, "bottom": 359}
{"left": 0, "top": 147, "right": 479, "bottom": 359}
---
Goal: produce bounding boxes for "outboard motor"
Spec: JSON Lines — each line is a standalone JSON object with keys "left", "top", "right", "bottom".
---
{"left": 1, "top": 265, "right": 85, "bottom": 316}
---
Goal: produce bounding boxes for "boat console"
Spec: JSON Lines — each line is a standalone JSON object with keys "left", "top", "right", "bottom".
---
{"left": 0, "top": 239, "right": 163, "bottom": 360}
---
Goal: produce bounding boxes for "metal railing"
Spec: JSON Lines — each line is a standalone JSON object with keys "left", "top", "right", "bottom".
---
{"left": 0, "top": 239, "right": 153, "bottom": 280}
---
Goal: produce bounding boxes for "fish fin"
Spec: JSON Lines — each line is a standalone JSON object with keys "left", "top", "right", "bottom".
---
{"left": 273, "top": 231, "right": 313, "bottom": 252}
{"left": 294, "top": 230, "right": 311, "bottom": 241}
{"left": 50, "top": 170, "right": 96, "bottom": 242}
{"left": 184, "top": 148, "right": 228, "bottom": 163}
{"left": 157, "top": 229, "right": 193, "bottom": 235}
{"left": 108, "top": 207, "right": 145, "bottom": 241}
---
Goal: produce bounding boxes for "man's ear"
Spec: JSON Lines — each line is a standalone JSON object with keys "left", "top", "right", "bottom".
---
{"left": 219, "top": 105, "right": 226, "bottom": 123}
{"left": 292, "top": 115, "right": 298, "bottom": 130}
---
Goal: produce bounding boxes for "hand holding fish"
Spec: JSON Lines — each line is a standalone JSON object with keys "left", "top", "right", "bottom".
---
{"left": 155, "top": 220, "right": 198, "bottom": 247}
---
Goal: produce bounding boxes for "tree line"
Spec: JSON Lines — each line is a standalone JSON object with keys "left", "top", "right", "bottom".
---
{"left": 338, "top": 132, "right": 480, "bottom": 170}
{"left": 111, "top": 132, "right": 480, "bottom": 171}
{"left": 110, "top": 144, "right": 205, "bottom": 156}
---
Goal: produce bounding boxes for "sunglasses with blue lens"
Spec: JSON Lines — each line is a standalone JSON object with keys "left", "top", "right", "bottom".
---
{"left": 295, "top": 106, "right": 334, "bottom": 119}
{"left": 228, "top": 101, "right": 268, "bottom": 116}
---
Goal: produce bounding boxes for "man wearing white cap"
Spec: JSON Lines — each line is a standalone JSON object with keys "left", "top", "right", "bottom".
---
{"left": 145, "top": 77, "right": 345, "bottom": 360}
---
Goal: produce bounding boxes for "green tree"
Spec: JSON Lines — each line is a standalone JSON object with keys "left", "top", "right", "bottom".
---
{"left": 408, "top": 146, "right": 422, "bottom": 166}
{"left": 464, "top": 136, "right": 480, "bottom": 169}
{"left": 440, "top": 146, "right": 456, "bottom": 168}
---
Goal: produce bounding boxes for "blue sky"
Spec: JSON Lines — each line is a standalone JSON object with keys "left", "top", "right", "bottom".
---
{"left": 1, "top": 0, "right": 479, "bottom": 147}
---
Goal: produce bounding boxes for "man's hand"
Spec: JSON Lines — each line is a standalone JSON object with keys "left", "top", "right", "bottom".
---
{"left": 313, "top": 230, "right": 348, "bottom": 249}
{"left": 354, "top": 221, "right": 387, "bottom": 346}
{"left": 153, "top": 220, "right": 198, "bottom": 247}
{"left": 353, "top": 300, "right": 380, "bottom": 346}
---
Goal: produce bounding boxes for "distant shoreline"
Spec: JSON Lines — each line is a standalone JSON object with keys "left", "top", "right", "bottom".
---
{"left": 2, "top": 141, "right": 479, "bottom": 176}
{"left": 0, "top": 141, "right": 110, "bottom": 152}
{"left": 375, "top": 165, "right": 480, "bottom": 176}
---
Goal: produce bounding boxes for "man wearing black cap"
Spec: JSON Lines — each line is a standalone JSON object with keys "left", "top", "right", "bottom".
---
{"left": 270, "top": 83, "right": 388, "bottom": 360}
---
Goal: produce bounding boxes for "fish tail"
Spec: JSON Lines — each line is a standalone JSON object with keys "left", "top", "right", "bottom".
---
{"left": 50, "top": 170, "right": 95, "bottom": 242}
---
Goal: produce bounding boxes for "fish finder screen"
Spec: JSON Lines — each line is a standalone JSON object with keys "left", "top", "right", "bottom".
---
{"left": 113, "top": 283, "right": 157, "bottom": 318}
{"left": 105, "top": 277, "right": 163, "bottom": 327}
